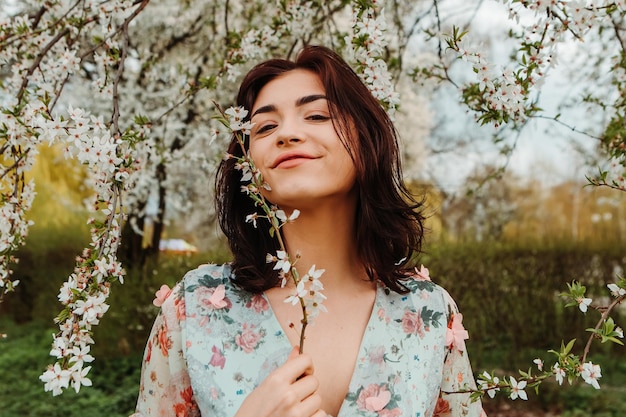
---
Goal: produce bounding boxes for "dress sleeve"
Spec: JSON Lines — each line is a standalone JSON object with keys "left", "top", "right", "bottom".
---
{"left": 130, "top": 282, "right": 200, "bottom": 417}
{"left": 436, "top": 289, "right": 488, "bottom": 417}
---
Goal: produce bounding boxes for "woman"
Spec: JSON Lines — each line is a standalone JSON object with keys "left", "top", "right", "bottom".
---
{"left": 132, "top": 45, "right": 486, "bottom": 417}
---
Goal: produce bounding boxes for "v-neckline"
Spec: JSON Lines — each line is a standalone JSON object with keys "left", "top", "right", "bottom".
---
{"left": 262, "top": 284, "right": 381, "bottom": 417}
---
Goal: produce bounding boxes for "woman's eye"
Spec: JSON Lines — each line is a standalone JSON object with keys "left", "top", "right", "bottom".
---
{"left": 307, "top": 114, "right": 330, "bottom": 121}
{"left": 256, "top": 124, "right": 276, "bottom": 134}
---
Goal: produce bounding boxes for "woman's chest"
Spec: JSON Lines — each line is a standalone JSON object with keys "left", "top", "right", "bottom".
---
{"left": 182, "top": 279, "right": 449, "bottom": 416}
{"left": 277, "top": 300, "right": 377, "bottom": 416}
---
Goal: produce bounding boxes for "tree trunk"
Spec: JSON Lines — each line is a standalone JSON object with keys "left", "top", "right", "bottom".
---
{"left": 118, "top": 162, "right": 167, "bottom": 271}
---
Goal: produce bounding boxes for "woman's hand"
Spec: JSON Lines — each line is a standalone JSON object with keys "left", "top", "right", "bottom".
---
{"left": 234, "top": 346, "right": 326, "bottom": 417}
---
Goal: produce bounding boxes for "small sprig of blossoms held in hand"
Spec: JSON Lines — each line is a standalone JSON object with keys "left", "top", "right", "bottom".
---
{"left": 216, "top": 105, "right": 326, "bottom": 353}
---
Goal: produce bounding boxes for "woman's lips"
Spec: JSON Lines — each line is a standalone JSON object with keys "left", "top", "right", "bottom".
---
{"left": 272, "top": 152, "right": 316, "bottom": 168}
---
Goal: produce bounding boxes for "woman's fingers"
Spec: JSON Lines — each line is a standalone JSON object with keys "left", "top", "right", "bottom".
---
{"left": 235, "top": 347, "right": 324, "bottom": 417}
{"left": 274, "top": 348, "right": 315, "bottom": 383}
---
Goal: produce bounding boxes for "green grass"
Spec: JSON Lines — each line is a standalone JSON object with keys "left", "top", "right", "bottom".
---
{"left": 0, "top": 318, "right": 142, "bottom": 417}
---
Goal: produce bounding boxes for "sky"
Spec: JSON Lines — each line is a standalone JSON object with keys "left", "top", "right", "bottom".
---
{"left": 422, "top": 0, "right": 602, "bottom": 193}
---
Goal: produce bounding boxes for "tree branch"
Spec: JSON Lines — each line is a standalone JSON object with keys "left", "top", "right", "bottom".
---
{"left": 582, "top": 293, "right": 626, "bottom": 363}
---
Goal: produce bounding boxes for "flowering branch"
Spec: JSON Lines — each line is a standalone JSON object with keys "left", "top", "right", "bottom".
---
{"left": 214, "top": 104, "right": 326, "bottom": 354}
{"left": 22, "top": 0, "right": 152, "bottom": 396}
{"left": 417, "top": 0, "right": 626, "bottom": 189}
{"left": 346, "top": 4, "right": 400, "bottom": 116}
{"left": 447, "top": 275, "right": 626, "bottom": 402}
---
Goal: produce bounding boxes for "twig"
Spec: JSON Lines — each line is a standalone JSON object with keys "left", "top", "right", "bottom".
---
{"left": 582, "top": 293, "right": 626, "bottom": 363}
{"left": 531, "top": 114, "right": 603, "bottom": 141}
{"left": 16, "top": 27, "right": 71, "bottom": 102}
{"left": 433, "top": 0, "right": 458, "bottom": 88}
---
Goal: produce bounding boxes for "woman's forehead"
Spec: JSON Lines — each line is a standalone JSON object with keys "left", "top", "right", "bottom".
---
{"left": 251, "top": 69, "right": 325, "bottom": 113}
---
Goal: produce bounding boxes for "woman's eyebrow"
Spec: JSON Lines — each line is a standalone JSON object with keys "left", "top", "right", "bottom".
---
{"left": 251, "top": 94, "right": 328, "bottom": 119}
{"left": 295, "top": 94, "right": 327, "bottom": 107}
{"left": 251, "top": 104, "right": 276, "bottom": 119}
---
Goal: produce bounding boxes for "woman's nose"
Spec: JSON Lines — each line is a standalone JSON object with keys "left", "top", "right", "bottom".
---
{"left": 276, "top": 120, "right": 303, "bottom": 146}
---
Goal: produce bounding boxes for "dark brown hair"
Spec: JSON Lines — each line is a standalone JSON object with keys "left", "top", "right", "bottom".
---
{"left": 216, "top": 45, "right": 424, "bottom": 294}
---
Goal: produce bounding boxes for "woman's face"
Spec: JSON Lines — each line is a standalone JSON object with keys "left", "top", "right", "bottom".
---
{"left": 248, "top": 69, "right": 357, "bottom": 211}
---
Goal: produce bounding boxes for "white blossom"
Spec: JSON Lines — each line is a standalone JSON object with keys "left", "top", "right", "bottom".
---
{"left": 40, "top": 364, "right": 72, "bottom": 396}
{"left": 607, "top": 283, "right": 626, "bottom": 297}
{"left": 553, "top": 362, "right": 566, "bottom": 385}
{"left": 273, "top": 250, "right": 291, "bottom": 274}
{"left": 577, "top": 297, "right": 592, "bottom": 313}
{"left": 478, "top": 371, "right": 500, "bottom": 398}
{"left": 509, "top": 376, "right": 528, "bottom": 400}
{"left": 580, "top": 362, "right": 602, "bottom": 389}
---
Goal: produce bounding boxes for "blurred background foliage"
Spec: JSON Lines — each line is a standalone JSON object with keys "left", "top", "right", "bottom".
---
{"left": 0, "top": 149, "right": 625, "bottom": 416}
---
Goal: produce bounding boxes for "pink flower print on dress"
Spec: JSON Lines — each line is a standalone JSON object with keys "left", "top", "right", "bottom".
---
{"left": 145, "top": 340, "right": 152, "bottom": 362}
{"left": 180, "top": 386, "right": 196, "bottom": 407}
{"left": 445, "top": 313, "right": 469, "bottom": 352}
{"left": 246, "top": 294, "right": 269, "bottom": 313}
{"left": 208, "top": 265, "right": 223, "bottom": 278}
{"left": 357, "top": 384, "right": 391, "bottom": 412}
{"left": 209, "top": 345, "right": 226, "bottom": 369}
{"left": 153, "top": 284, "right": 172, "bottom": 307}
{"left": 367, "top": 346, "right": 386, "bottom": 369}
{"left": 209, "top": 387, "right": 219, "bottom": 400}
{"left": 209, "top": 285, "right": 228, "bottom": 308}
{"left": 173, "top": 403, "right": 187, "bottom": 417}
{"left": 157, "top": 324, "right": 172, "bottom": 357}
{"left": 196, "top": 285, "right": 231, "bottom": 312}
{"left": 414, "top": 264, "right": 431, "bottom": 281}
{"left": 378, "top": 408, "right": 402, "bottom": 417}
{"left": 377, "top": 307, "right": 390, "bottom": 324}
{"left": 235, "top": 323, "right": 262, "bottom": 353}
{"left": 433, "top": 396, "right": 452, "bottom": 417}
{"left": 401, "top": 310, "right": 425, "bottom": 337}
{"left": 174, "top": 296, "right": 187, "bottom": 321}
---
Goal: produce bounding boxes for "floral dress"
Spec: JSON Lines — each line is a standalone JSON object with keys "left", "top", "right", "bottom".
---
{"left": 131, "top": 263, "right": 487, "bottom": 417}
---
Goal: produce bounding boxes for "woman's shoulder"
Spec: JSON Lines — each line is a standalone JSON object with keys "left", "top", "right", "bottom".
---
{"left": 181, "top": 263, "right": 233, "bottom": 289}
{"left": 399, "top": 265, "right": 458, "bottom": 316}
{"left": 179, "top": 263, "right": 264, "bottom": 309}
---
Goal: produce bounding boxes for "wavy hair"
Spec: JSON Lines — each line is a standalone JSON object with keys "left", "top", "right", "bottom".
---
{"left": 216, "top": 45, "right": 424, "bottom": 294}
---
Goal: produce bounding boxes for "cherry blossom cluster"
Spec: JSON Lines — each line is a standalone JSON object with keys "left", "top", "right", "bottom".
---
{"left": 219, "top": 2, "right": 317, "bottom": 83}
{"left": 442, "top": 0, "right": 623, "bottom": 128}
{"left": 218, "top": 105, "right": 327, "bottom": 351}
{"left": 444, "top": 29, "right": 541, "bottom": 127}
{"left": 283, "top": 264, "right": 328, "bottom": 322}
{"left": 0, "top": 180, "right": 35, "bottom": 297}
{"left": 1, "top": 0, "right": 149, "bottom": 395}
{"left": 223, "top": 25, "right": 279, "bottom": 82}
{"left": 0, "top": 0, "right": 143, "bottom": 286}
{"left": 38, "top": 103, "right": 144, "bottom": 395}
{"left": 283, "top": 1, "right": 318, "bottom": 40}
{"left": 39, "top": 234, "right": 127, "bottom": 395}
{"left": 477, "top": 353, "right": 604, "bottom": 402}
{"left": 346, "top": 5, "right": 400, "bottom": 115}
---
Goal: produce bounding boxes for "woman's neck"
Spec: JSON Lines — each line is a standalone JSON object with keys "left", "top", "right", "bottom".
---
{"left": 278, "top": 201, "right": 367, "bottom": 291}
